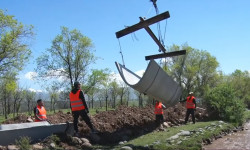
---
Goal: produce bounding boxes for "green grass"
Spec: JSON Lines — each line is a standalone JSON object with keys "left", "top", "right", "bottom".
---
{"left": 95, "top": 121, "right": 234, "bottom": 150}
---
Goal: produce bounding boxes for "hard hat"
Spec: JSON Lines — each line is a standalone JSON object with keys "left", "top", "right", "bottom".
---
{"left": 189, "top": 92, "right": 193, "bottom": 95}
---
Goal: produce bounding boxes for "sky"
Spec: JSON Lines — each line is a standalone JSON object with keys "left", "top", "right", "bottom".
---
{"left": 0, "top": 0, "right": 249, "bottom": 92}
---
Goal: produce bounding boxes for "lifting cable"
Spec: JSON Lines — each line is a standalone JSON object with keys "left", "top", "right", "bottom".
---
{"left": 117, "top": 38, "right": 125, "bottom": 66}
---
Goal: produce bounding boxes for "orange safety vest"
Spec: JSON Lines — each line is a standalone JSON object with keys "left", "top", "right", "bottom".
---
{"left": 154, "top": 102, "right": 163, "bottom": 115}
{"left": 69, "top": 90, "right": 85, "bottom": 111}
{"left": 35, "top": 105, "right": 47, "bottom": 122}
{"left": 186, "top": 96, "right": 195, "bottom": 109}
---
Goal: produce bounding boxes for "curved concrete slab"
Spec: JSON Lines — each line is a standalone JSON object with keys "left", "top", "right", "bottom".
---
{"left": 115, "top": 60, "right": 182, "bottom": 107}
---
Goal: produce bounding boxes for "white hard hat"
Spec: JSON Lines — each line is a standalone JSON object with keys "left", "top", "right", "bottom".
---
{"left": 189, "top": 92, "right": 193, "bottom": 95}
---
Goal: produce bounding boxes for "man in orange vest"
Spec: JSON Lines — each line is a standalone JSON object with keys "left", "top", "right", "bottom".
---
{"left": 69, "top": 81, "right": 98, "bottom": 136}
{"left": 34, "top": 99, "right": 48, "bottom": 122}
{"left": 154, "top": 100, "right": 166, "bottom": 126}
{"left": 183, "top": 92, "right": 196, "bottom": 124}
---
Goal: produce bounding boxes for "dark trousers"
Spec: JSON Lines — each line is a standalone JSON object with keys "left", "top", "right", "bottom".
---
{"left": 185, "top": 109, "right": 195, "bottom": 124}
{"left": 155, "top": 114, "right": 164, "bottom": 126}
{"left": 72, "top": 110, "right": 93, "bottom": 132}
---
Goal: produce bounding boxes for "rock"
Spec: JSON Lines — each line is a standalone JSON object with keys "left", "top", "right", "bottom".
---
{"left": 120, "top": 146, "right": 133, "bottom": 150}
{"left": 179, "top": 130, "right": 191, "bottom": 136}
{"left": 153, "top": 140, "right": 160, "bottom": 145}
{"left": 163, "top": 122, "right": 170, "bottom": 128}
{"left": 119, "top": 141, "right": 124, "bottom": 145}
{"left": 7, "top": 145, "right": 18, "bottom": 150}
{"left": 81, "top": 142, "right": 92, "bottom": 148}
{"left": 7, "top": 145, "right": 19, "bottom": 150}
{"left": 72, "top": 137, "right": 82, "bottom": 145}
{"left": 80, "top": 138, "right": 90, "bottom": 144}
{"left": 167, "top": 134, "right": 179, "bottom": 141}
{"left": 177, "top": 141, "right": 182, "bottom": 144}
{"left": 218, "top": 120, "right": 224, "bottom": 124}
{"left": 50, "top": 143, "right": 56, "bottom": 149}
{"left": 26, "top": 117, "right": 33, "bottom": 122}
{"left": 32, "top": 144, "right": 43, "bottom": 150}
{"left": 0, "top": 145, "right": 5, "bottom": 150}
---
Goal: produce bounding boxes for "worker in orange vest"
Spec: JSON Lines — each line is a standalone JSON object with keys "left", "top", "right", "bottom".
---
{"left": 154, "top": 100, "right": 166, "bottom": 126}
{"left": 69, "top": 81, "right": 98, "bottom": 136}
{"left": 34, "top": 99, "right": 48, "bottom": 122}
{"left": 183, "top": 92, "right": 196, "bottom": 124}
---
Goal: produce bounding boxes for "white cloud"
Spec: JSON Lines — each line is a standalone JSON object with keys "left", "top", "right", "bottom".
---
{"left": 24, "top": 72, "right": 38, "bottom": 80}
{"left": 28, "top": 88, "right": 43, "bottom": 93}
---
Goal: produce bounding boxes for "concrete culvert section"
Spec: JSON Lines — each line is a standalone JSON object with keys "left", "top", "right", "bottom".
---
{"left": 115, "top": 60, "right": 182, "bottom": 107}
{"left": 0, "top": 121, "right": 73, "bottom": 146}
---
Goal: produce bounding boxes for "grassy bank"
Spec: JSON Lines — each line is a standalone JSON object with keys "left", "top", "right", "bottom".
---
{"left": 95, "top": 121, "right": 234, "bottom": 150}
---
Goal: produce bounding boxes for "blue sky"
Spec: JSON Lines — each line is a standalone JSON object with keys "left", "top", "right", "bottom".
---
{"left": 0, "top": 0, "right": 249, "bottom": 91}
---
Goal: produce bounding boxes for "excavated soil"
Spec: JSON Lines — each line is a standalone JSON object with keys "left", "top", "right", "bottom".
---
{"left": 2, "top": 103, "right": 208, "bottom": 146}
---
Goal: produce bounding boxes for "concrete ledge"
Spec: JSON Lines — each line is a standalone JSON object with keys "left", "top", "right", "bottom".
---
{"left": 0, "top": 122, "right": 73, "bottom": 146}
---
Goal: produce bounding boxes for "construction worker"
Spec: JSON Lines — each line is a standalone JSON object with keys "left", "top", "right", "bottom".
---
{"left": 69, "top": 81, "right": 98, "bottom": 136}
{"left": 34, "top": 99, "right": 48, "bottom": 122}
{"left": 182, "top": 92, "right": 196, "bottom": 124}
{"left": 154, "top": 100, "right": 166, "bottom": 126}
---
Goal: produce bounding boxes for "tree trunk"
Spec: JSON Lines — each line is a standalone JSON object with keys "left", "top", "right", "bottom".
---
{"left": 105, "top": 96, "right": 108, "bottom": 111}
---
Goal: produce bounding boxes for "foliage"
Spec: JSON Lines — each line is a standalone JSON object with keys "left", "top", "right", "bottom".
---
{"left": 0, "top": 9, "right": 33, "bottom": 76}
{"left": 205, "top": 83, "right": 246, "bottom": 125}
{"left": 35, "top": 26, "right": 96, "bottom": 88}
{"left": 163, "top": 43, "right": 220, "bottom": 98}
{"left": 15, "top": 136, "right": 31, "bottom": 150}
{"left": 228, "top": 70, "right": 250, "bottom": 108}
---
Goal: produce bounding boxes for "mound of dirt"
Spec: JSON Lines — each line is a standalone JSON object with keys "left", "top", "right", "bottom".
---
{"left": 2, "top": 103, "right": 208, "bottom": 145}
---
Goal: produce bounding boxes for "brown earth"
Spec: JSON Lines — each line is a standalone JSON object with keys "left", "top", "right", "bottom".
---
{"left": 2, "top": 103, "right": 208, "bottom": 147}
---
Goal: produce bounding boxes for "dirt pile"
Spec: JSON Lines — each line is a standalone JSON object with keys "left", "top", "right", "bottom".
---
{"left": 1, "top": 103, "right": 208, "bottom": 145}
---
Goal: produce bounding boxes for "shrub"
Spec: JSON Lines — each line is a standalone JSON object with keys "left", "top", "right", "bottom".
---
{"left": 205, "top": 83, "right": 245, "bottom": 125}
{"left": 15, "top": 136, "right": 31, "bottom": 150}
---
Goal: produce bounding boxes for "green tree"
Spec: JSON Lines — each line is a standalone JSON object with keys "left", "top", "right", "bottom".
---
{"left": 36, "top": 26, "right": 96, "bottom": 87}
{"left": 82, "top": 69, "right": 110, "bottom": 108}
{"left": 0, "top": 9, "right": 33, "bottom": 75}
{"left": 109, "top": 80, "right": 119, "bottom": 108}
{"left": 163, "top": 43, "right": 220, "bottom": 98}
{"left": 0, "top": 73, "right": 17, "bottom": 119}
{"left": 46, "top": 82, "right": 60, "bottom": 113}
{"left": 205, "top": 83, "right": 245, "bottom": 125}
{"left": 229, "top": 70, "right": 250, "bottom": 108}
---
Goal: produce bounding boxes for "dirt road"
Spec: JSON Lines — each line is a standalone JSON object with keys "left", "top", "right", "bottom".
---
{"left": 203, "top": 122, "right": 250, "bottom": 149}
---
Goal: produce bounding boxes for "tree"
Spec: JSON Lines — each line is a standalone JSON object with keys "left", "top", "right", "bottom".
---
{"left": 36, "top": 26, "right": 96, "bottom": 87}
{"left": 163, "top": 43, "right": 219, "bottom": 98}
{"left": 24, "top": 90, "right": 36, "bottom": 115}
{"left": 229, "top": 70, "right": 250, "bottom": 108}
{"left": 82, "top": 69, "right": 110, "bottom": 109}
{"left": 205, "top": 83, "right": 245, "bottom": 125}
{"left": 46, "top": 82, "right": 60, "bottom": 113}
{"left": 13, "top": 85, "right": 25, "bottom": 117}
{"left": 0, "top": 73, "right": 17, "bottom": 119}
{"left": 109, "top": 80, "right": 119, "bottom": 108}
{"left": 117, "top": 82, "right": 128, "bottom": 105}
{"left": 0, "top": 9, "right": 33, "bottom": 76}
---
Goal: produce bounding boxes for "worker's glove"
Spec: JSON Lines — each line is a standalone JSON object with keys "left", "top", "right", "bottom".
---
{"left": 85, "top": 109, "right": 89, "bottom": 114}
